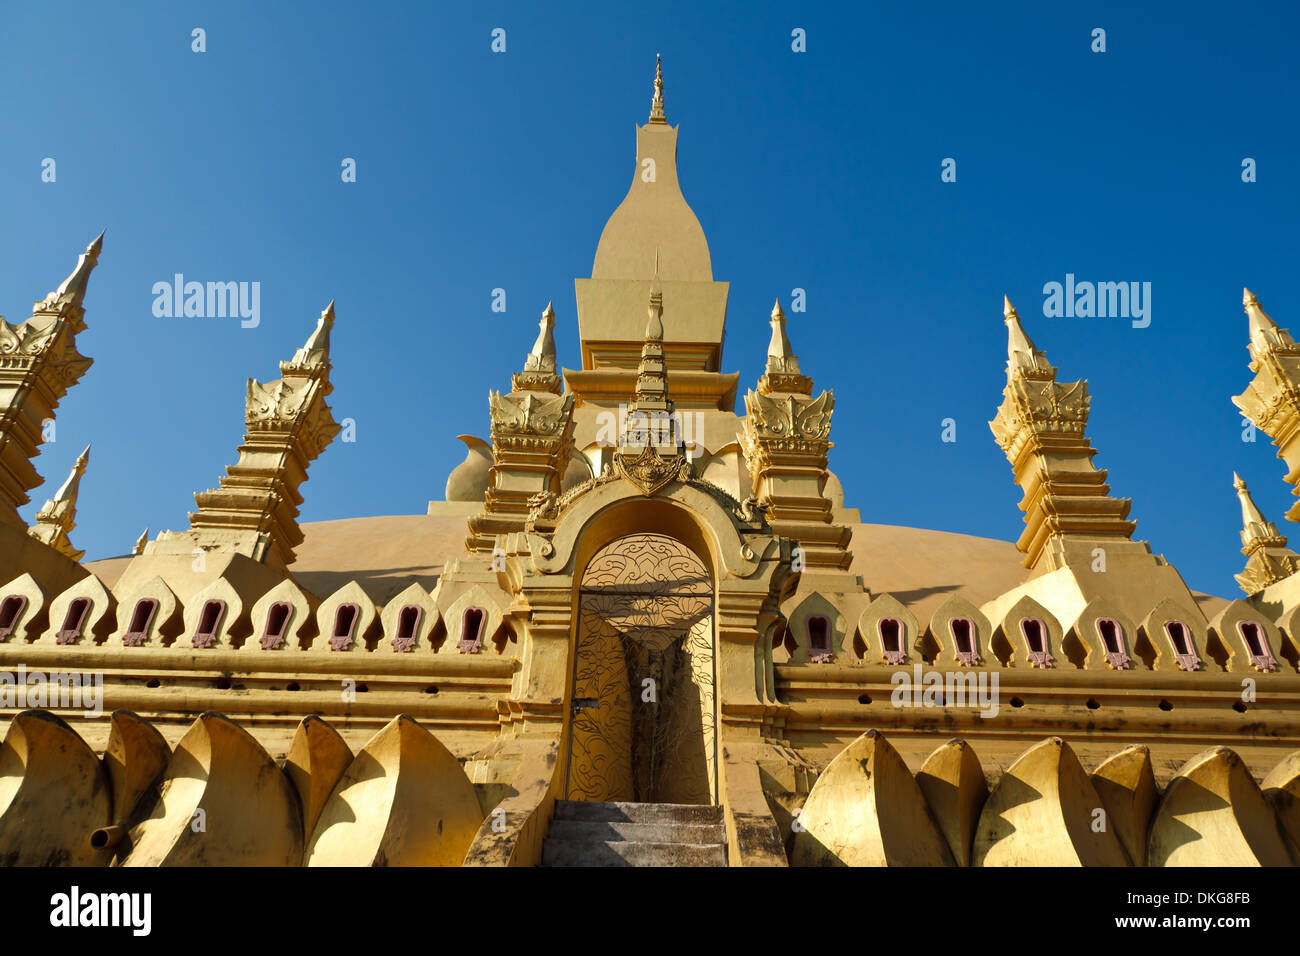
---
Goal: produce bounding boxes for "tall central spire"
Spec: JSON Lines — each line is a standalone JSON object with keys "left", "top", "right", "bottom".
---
{"left": 568, "top": 57, "right": 734, "bottom": 410}
{"left": 649, "top": 53, "right": 666, "bottom": 124}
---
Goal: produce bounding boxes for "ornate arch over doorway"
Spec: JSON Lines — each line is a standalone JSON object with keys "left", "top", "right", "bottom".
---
{"left": 565, "top": 533, "right": 716, "bottom": 804}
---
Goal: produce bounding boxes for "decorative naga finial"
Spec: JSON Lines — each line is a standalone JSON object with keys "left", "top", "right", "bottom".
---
{"left": 1234, "top": 472, "right": 1277, "bottom": 543}
{"left": 290, "top": 300, "right": 335, "bottom": 370}
{"left": 766, "top": 299, "right": 800, "bottom": 375}
{"left": 41, "top": 232, "right": 104, "bottom": 312}
{"left": 1241, "top": 287, "right": 1295, "bottom": 355}
{"left": 1231, "top": 470, "right": 1298, "bottom": 594}
{"left": 50, "top": 444, "right": 91, "bottom": 504}
{"left": 133, "top": 526, "right": 149, "bottom": 555}
{"left": 649, "top": 53, "right": 666, "bottom": 125}
{"left": 1003, "top": 295, "right": 1055, "bottom": 381}
{"left": 28, "top": 443, "right": 91, "bottom": 560}
{"left": 524, "top": 302, "right": 557, "bottom": 373}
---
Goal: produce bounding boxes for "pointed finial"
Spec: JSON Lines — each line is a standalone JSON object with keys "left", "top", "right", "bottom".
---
{"left": 649, "top": 53, "right": 666, "bottom": 125}
{"left": 766, "top": 298, "right": 799, "bottom": 375}
{"left": 1241, "top": 286, "right": 1295, "bottom": 354}
{"left": 133, "top": 526, "right": 149, "bottom": 555}
{"left": 43, "top": 232, "right": 105, "bottom": 311}
{"left": 524, "top": 302, "right": 557, "bottom": 373}
{"left": 291, "top": 301, "right": 335, "bottom": 368}
{"left": 1003, "top": 295, "right": 1054, "bottom": 381}
{"left": 50, "top": 444, "right": 90, "bottom": 503}
{"left": 1235, "top": 470, "right": 1268, "bottom": 526}
{"left": 1233, "top": 470, "right": 1286, "bottom": 554}
{"left": 29, "top": 444, "right": 91, "bottom": 559}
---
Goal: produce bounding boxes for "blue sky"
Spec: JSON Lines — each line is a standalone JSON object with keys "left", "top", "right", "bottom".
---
{"left": 1, "top": 1, "right": 1297, "bottom": 599}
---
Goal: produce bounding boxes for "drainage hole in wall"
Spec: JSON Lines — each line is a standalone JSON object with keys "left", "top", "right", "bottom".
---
{"left": 1086, "top": 698, "right": 1100, "bottom": 710}
{"left": 1009, "top": 697, "right": 1024, "bottom": 708}
{"left": 857, "top": 693, "right": 871, "bottom": 705}
{"left": 1233, "top": 701, "right": 1247, "bottom": 713}
{"left": 146, "top": 678, "right": 160, "bottom": 689}
{"left": 425, "top": 685, "right": 439, "bottom": 695}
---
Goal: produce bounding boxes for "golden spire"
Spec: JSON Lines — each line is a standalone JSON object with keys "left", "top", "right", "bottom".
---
{"left": 524, "top": 302, "right": 557, "bottom": 373}
{"left": 1232, "top": 471, "right": 1300, "bottom": 594}
{"left": 39, "top": 232, "right": 104, "bottom": 314}
{"left": 765, "top": 299, "right": 799, "bottom": 375}
{"left": 1003, "top": 295, "right": 1055, "bottom": 381}
{"left": 1234, "top": 472, "right": 1287, "bottom": 553}
{"left": 648, "top": 53, "right": 666, "bottom": 125}
{"left": 290, "top": 300, "right": 334, "bottom": 370}
{"left": 133, "top": 526, "right": 149, "bottom": 556}
{"left": 1243, "top": 287, "right": 1296, "bottom": 355}
{"left": 630, "top": 268, "right": 671, "bottom": 415}
{"left": 28, "top": 443, "right": 91, "bottom": 561}
{"left": 511, "top": 302, "right": 562, "bottom": 394}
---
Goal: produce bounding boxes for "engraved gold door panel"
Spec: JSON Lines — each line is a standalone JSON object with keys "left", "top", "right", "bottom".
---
{"left": 564, "top": 534, "right": 716, "bottom": 804}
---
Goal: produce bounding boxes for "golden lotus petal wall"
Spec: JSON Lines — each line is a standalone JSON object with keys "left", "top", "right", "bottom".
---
{"left": 972, "top": 737, "right": 1129, "bottom": 867}
{"left": 0, "top": 710, "right": 111, "bottom": 866}
{"left": 915, "top": 737, "right": 988, "bottom": 867}
{"left": 1089, "top": 744, "right": 1157, "bottom": 866}
{"left": 121, "top": 713, "right": 303, "bottom": 866}
{"left": 2, "top": 708, "right": 1299, "bottom": 867}
{"left": 304, "top": 714, "right": 484, "bottom": 866}
{"left": 789, "top": 729, "right": 954, "bottom": 866}
{"left": 1147, "top": 747, "right": 1292, "bottom": 867}
{"left": 285, "top": 715, "right": 353, "bottom": 841}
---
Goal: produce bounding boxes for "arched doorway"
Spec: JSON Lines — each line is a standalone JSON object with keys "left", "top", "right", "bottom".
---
{"left": 564, "top": 533, "right": 717, "bottom": 804}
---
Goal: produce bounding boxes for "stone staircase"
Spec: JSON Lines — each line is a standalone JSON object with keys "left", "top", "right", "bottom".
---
{"left": 541, "top": 800, "right": 728, "bottom": 866}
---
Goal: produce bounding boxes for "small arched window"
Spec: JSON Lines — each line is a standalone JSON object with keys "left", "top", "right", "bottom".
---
{"left": 260, "top": 602, "right": 293, "bottom": 650}
{"left": 57, "top": 597, "right": 93, "bottom": 645}
{"left": 1164, "top": 620, "right": 1200, "bottom": 671}
{"left": 458, "top": 607, "right": 486, "bottom": 654}
{"left": 123, "top": 598, "right": 159, "bottom": 647}
{"left": 878, "top": 617, "right": 905, "bottom": 665}
{"left": 393, "top": 605, "right": 422, "bottom": 653}
{"left": 806, "top": 615, "right": 832, "bottom": 662}
{"left": 330, "top": 603, "right": 361, "bottom": 651}
{"left": 192, "top": 599, "right": 226, "bottom": 649}
{"left": 1096, "top": 617, "right": 1130, "bottom": 670}
{"left": 1237, "top": 620, "right": 1277, "bottom": 672}
{"left": 0, "top": 595, "right": 27, "bottom": 641}
{"left": 1020, "top": 618, "right": 1054, "bottom": 668}
{"left": 949, "top": 617, "right": 981, "bottom": 667}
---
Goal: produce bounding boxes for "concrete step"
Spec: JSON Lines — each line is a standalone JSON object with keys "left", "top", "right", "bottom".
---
{"left": 553, "top": 800, "right": 723, "bottom": 826}
{"left": 541, "top": 838, "right": 727, "bottom": 867}
{"left": 546, "top": 819, "right": 727, "bottom": 844}
{"left": 542, "top": 801, "right": 728, "bottom": 867}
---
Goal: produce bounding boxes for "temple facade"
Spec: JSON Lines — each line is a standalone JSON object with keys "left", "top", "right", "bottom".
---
{"left": 2, "top": 61, "right": 1300, "bottom": 867}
